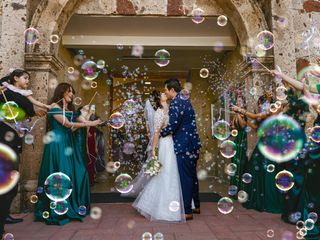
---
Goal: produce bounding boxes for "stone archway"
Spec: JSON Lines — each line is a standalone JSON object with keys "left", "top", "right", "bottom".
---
{"left": 16, "top": 0, "right": 270, "bottom": 212}
{"left": 29, "top": 0, "right": 268, "bottom": 56}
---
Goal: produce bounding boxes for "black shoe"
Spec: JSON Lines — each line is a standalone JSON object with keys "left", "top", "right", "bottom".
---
{"left": 5, "top": 215, "right": 23, "bottom": 224}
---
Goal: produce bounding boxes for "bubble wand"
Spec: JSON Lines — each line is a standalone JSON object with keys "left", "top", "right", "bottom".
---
{"left": 250, "top": 58, "right": 272, "bottom": 73}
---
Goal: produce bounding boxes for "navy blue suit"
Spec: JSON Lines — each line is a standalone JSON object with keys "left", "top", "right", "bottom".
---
{"left": 160, "top": 93, "right": 201, "bottom": 214}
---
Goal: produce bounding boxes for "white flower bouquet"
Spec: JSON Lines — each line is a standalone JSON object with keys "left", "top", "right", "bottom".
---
{"left": 143, "top": 150, "right": 162, "bottom": 177}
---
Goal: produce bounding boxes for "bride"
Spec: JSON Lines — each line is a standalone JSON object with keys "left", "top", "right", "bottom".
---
{"left": 132, "top": 91, "right": 185, "bottom": 222}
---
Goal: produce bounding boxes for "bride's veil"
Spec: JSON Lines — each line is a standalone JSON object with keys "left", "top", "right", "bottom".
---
{"left": 121, "top": 99, "right": 155, "bottom": 197}
{"left": 144, "top": 99, "right": 155, "bottom": 158}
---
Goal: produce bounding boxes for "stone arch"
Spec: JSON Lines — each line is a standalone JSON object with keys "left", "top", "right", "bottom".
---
{"left": 13, "top": 0, "right": 271, "bottom": 211}
{"left": 29, "top": 0, "right": 268, "bottom": 56}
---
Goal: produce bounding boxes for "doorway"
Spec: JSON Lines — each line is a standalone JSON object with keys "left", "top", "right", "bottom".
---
{"left": 61, "top": 15, "right": 238, "bottom": 201}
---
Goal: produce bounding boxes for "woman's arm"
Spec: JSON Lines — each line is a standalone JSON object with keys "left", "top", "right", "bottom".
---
{"left": 53, "top": 114, "right": 100, "bottom": 129}
{"left": 246, "top": 120, "right": 258, "bottom": 129}
{"left": 271, "top": 70, "right": 319, "bottom": 93}
{"left": 231, "top": 105, "right": 268, "bottom": 120}
{"left": 236, "top": 114, "right": 247, "bottom": 128}
{"left": 27, "top": 95, "right": 52, "bottom": 110}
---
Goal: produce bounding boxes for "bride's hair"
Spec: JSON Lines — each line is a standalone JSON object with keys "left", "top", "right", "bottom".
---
{"left": 149, "top": 90, "right": 162, "bottom": 110}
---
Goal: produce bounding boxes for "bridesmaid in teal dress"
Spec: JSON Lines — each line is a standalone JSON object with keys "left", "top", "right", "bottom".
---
{"left": 281, "top": 87, "right": 309, "bottom": 224}
{"left": 73, "top": 106, "right": 89, "bottom": 163}
{"left": 302, "top": 136, "right": 320, "bottom": 240}
{"left": 271, "top": 70, "right": 319, "bottom": 238}
{"left": 230, "top": 96, "right": 248, "bottom": 192}
{"left": 232, "top": 90, "right": 285, "bottom": 213}
{"left": 294, "top": 83, "right": 320, "bottom": 239}
{"left": 34, "top": 83, "right": 100, "bottom": 225}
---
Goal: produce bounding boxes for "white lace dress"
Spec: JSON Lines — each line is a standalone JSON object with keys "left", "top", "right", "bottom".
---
{"left": 132, "top": 108, "right": 185, "bottom": 222}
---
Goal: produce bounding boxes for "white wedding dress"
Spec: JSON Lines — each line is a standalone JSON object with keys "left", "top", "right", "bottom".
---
{"left": 133, "top": 108, "right": 185, "bottom": 222}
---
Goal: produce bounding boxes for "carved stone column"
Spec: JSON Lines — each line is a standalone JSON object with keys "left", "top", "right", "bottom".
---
{"left": 239, "top": 56, "right": 275, "bottom": 157}
{"left": 14, "top": 53, "right": 64, "bottom": 212}
{"left": 0, "top": 0, "right": 27, "bottom": 73}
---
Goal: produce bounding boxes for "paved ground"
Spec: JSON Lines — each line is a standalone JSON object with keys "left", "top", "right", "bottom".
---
{"left": 4, "top": 202, "right": 297, "bottom": 240}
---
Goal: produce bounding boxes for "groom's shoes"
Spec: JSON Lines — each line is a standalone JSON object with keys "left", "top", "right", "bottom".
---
{"left": 185, "top": 214, "right": 193, "bottom": 221}
{"left": 192, "top": 208, "right": 201, "bottom": 214}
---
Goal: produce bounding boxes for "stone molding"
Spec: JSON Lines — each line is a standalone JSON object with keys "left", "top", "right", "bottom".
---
{"left": 24, "top": 53, "right": 64, "bottom": 75}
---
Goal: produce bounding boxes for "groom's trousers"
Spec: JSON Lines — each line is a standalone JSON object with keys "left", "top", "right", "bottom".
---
{"left": 176, "top": 150, "right": 200, "bottom": 214}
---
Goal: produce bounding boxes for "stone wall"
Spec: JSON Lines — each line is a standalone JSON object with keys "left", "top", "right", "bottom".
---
{"left": 292, "top": 0, "right": 320, "bottom": 69}
{"left": 0, "top": 0, "right": 3, "bottom": 47}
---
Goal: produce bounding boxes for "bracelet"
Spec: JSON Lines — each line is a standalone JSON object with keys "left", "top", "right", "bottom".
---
{"left": 70, "top": 122, "right": 74, "bottom": 129}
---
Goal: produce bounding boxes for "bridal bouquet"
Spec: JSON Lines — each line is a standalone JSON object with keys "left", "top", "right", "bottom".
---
{"left": 143, "top": 150, "right": 162, "bottom": 177}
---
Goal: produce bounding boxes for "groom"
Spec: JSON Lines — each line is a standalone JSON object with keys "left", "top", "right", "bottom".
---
{"left": 160, "top": 78, "right": 201, "bottom": 221}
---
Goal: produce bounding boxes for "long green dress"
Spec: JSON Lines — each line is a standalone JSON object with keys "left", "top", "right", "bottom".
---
{"left": 300, "top": 116, "right": 320, "bottom": 240}
{"left": 230, "top": 125, "right": 248, "bottom": 192}
{"left": 73, "top": 114, "right": 88, "bottom": 163}
{"left": 281, "top": 89, "right": 309, "bottom": 224}
{"left": 243, "top": 117, "right": 285, "bottom": 213}
{"left": 34, "top": 108, "right": 90, "bottom": 225}
{"left": 301, "top": 87, "right": 320, "bottom": 239}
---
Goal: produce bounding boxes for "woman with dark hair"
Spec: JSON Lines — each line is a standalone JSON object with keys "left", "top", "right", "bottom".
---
{"left": 133, "top": 90, "right": 186, "bottom": 222}
{"left": 34, "top": 83, "right": 101, "bottom": 225}
{"left": 230, "top": 95, "right": 249, "bottom": 193}
{"left": 232, "top": 89, "right": 285, "bottom": 213}
{"left": 0, "top": 69, "right": 48, "bottom": 237}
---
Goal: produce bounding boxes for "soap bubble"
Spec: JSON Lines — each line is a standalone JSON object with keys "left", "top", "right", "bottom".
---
{"left": 169, "top": 201, "right": 180, "bottom": 212}
{"left": 237, "top": 190, "right": 248, "bottom": 203}
{"left": 257, "top": 30, "right": 274, "bottom": 50}
{"left": 49, "top": 34, "right": 60, "bottom": 44}
{"left": 0, "top": 143, "right": 20, "bottom": 195}
{"left": 44, "top": 172, "right": 72, "bottom": 201}
{"left": 191, "top": 8, "right": 205, "bottom": 24}
{"left": 258, "top": 115, "right": 304, "bottom": 163}
{"left": 217, "top": 197, "right": 233, "bottom": 214}
{"left": 225, "top": 163, "right": 237, "bottom": 177}
{"left": 242, "top": 173, "right": 252, "bottom": 184}
{"left": 213, "top": 120, "right": 230, "bottom": 141}
{"left": 81, "top": 61, "right": 99, "bottom": 81}
{"left": 54, "top": 200, "right": 69, "bottom": 215}
{"left": 217, "top": 15, "right": 228, "bottom": 27}
{"left": 24, "top": 27, "right": 40, "bottom": 45}
{"left": 219, "top": 140, "right": 236, "bottom": 158}
{"left": 114, "top": 173, "right": 133, "bottom": 194}
{"left": 109, "top": 112, "right": 125, "bottom": 129}
{"left": 275, "top": 170, "right": 294, "bottom": 191}
{"left": 154, "top": 49, "right": 170, "bottom": 67}
{"left": 200, "top": 68, "right": 209, "bottom": 78}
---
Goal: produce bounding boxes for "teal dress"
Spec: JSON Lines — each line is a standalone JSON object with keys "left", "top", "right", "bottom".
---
{"left": 230, "top": 125, "right": 248, "bottom": 192}
{"left": 243, "top": 140, "right": 285, "bottom": 213}
{"left": 73, "top": 112, "right": 88, "bottom": 163}
{"left": 243, "top": 114, "right": 285, "bottom": 213}
{"left": 34, "top": 108, "right": 90, "bottom": 225}
{"left": 281, "top": 89, "right": 309, "bottom": 223}
{"left": 299, "top": 116, "right": 320, "bottom": 240}
{"left": 301, "top": 87, "right": 320, "bottom": 239}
